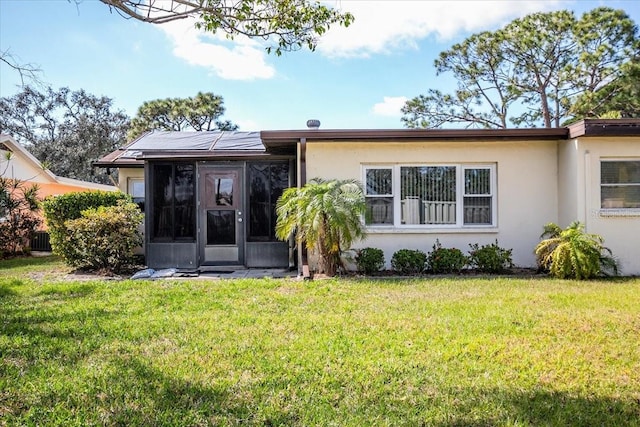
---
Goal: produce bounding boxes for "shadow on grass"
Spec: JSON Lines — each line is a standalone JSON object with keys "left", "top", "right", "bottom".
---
{"left": 16, "top": 356, "right": 298, "bottom": 426}
{"left": 1, "top": 283, "right": 113, "bottom": 369}
{"left": 431, "top": 387, "right": 640, "bottom": 427}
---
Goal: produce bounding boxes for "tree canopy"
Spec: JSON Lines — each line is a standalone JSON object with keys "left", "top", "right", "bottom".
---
{"left": 402, "top": 7, "right": 640, "bottom": 129}
{"left": 99, "top": 0, "right": 354, "bottom": 55}
{"left": 0, "top": 86, "right": 129, "bottom": 184}
{"left": 128, "top": 92, "right": 238, "bottom": 140}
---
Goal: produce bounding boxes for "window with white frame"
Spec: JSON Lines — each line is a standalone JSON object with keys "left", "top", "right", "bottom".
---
{"left": 365, "top": 168, "right": 393, "bottom": 224}
{"left": 364, "top": 164, "right": 495, "bottom": 227}
{"left": 128, "top": 178, "right": 145, "bottom": 212}
{"left": 601, "top": 160, "right": 640, "bottom": 209}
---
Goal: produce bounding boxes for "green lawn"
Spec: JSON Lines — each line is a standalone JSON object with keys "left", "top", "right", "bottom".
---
{"left": 1, "top": 256, "right": 639, "bottom": 426}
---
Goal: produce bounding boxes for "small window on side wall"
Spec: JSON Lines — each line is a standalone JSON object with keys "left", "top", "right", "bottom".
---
{"left": 128, "top": 178, "right": 145, "bottom": 212}
{"left": 601, "top": 160, "right": 640, "bottom": 209}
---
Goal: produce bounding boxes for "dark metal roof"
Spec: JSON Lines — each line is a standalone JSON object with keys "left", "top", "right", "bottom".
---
{"left": 94, "top": 131, "right": 266, "bottom": 167}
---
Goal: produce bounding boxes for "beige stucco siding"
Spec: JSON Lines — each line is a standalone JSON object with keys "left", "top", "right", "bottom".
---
{"left": 306, "top": 139, "right": 559, "bottom": 269}
{"left": 117, "top": 168, "right": 145, "bottom": 193}
{"left": 558, "top": 139, "right": 580, "bottom": 227}
{"left": 564, "top": 136, "right": 640, "bottom": 275}
{"left": 117, "top": 168, "right": 145, "bottom": 254}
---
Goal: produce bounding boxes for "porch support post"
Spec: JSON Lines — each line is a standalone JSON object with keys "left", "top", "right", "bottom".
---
{"left": 299, "top": 138, "right": 311, "bottom": 279}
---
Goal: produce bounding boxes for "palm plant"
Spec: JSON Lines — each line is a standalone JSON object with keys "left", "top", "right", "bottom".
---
{"left": 1, "top": 152, "right": 42, "bottom": 256}
{"left": 535, "top": 221, "right": 618, "bottom": 279}
{"left": 275, "top": 178, "right": 366, "bottom": 276}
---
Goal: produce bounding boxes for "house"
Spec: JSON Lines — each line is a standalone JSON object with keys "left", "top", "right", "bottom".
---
{"left": 94, "top": 119, "right": 640, "bottom": 275}
{"left": 1, "top": 133, "right": 117, "bottom": 226}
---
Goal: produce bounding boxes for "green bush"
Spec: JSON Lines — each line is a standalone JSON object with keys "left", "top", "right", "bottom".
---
{"left": 43, "top": 191, "right": 131, "bottom": 263}
{"left": 535, "top": 221, "right": 618, "bottom": 280}
{"left": 426, "top": 240, "right": 467, "bottom": 274}
{"left": 391, "top": 249, "right": 427, "bottom": 275}
{"left": 65, "top": 201, "right": 143, "bottom": 273}
{"left": 468, "top": 240, "right": 513, "bottom": 273}
{"left": 355, "top": 247, "right": 385, "bottom": 274}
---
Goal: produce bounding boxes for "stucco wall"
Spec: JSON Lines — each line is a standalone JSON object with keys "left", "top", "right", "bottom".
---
{"left": 306, "top": 139, "right": 559, "bottom": 269}
{"left": 117, "top": 168, "right": 145, "bottom": 193}
{"left": 563, "top": 136, "right": 640, "bottom": 276}
{"left": 117, "top": 168, "right": 145, "bottom": 254}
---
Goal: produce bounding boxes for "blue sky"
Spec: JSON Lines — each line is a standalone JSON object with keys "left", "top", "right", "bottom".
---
{"left": 1, "top": 0, "right": 639, "bottom": 131}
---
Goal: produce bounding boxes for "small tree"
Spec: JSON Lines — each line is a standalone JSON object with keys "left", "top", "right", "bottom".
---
{"left": 275, "top": 178, "right": 366, "bottom": 276}
{"left": 535, "top": 221, "right": 618, "bottom": 279}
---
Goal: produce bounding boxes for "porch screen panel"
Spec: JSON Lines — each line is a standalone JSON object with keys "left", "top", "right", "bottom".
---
{"left": 270, "top": 163, "right": 289, "bottom": 237}
{"left": 152, "top": 164, "right": 173, "bottom": 239}
{"left": 151, "top": 163, "right": 196, "bottom": 241}
{"left": 365, "top": 168, "right": 393, "bottom": 225}
{"left": 463, "top": 168, "right": 492, "bottom": 225}
{"left": 601, "top": 160, "right": 640, "bottom": 209}
{"left": 248, "top": 162, "right": 290, "bottom": 241}
{"left": 207, "top": 210, "right": 235, "bottom": 245}
{"left": 401, "top": 166, "right": 456, "bottom": 225}
{"left": 174, "top": 164, "right": 195, "bottom": 238}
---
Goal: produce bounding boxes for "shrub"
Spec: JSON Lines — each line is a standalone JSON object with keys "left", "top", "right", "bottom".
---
{"left": 391, "top": 249, "right": 427, "bottom": 275}
{"left": 535, "top": 221, "right": 618, "bottom": 280}
{"left": 65, "top": 201, "right": 143, "bottom": 273}
{"left": 43, "top": 191, "right": 131, "bottom": 264}
{"left": 468, "top": 240, "right": 513, "bottom": 273}
{"left": 426, "top": 239, "right": 467, "bottom": 274}
{"left": 355, "top": 247, "right": 385, "bottom": 274}
{"left": 0, "top": 178, "right": 41, "bottom": 257}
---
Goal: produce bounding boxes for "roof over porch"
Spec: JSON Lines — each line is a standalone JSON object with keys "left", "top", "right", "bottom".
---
{"left": 94, "top": 130, "right": 292, "bottom": 168}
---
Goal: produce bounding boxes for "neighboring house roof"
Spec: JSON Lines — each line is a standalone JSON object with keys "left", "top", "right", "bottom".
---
{"left": 0, "top": 134, "right": 117, "bottom": 195}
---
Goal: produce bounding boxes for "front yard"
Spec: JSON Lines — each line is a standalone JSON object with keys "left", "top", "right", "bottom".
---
{"left": 1, "top": 256, "right": 639, "bottom": 426}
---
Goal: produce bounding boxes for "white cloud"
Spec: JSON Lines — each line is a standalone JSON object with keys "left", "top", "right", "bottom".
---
{"left": 319, "top": 0, "right": 565, "bottom": 58}
{"left": 158, "top": 19, "right": 275, "bottom": 80}
{"left": 372, "top": 96, "right": 408, "bottom": 117}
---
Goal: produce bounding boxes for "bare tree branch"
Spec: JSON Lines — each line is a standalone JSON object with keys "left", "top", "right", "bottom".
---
{"left": 0, "top": 49, "right": 43, "bottom": 87}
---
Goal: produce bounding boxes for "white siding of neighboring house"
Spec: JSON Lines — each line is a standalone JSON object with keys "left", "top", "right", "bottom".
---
{"left": 1, "top": 145, "right": 54, "bottom": 183}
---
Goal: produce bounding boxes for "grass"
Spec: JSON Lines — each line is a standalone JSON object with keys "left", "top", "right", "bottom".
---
{"left": 1, "top": 256, "right": 639, "bottom": 426}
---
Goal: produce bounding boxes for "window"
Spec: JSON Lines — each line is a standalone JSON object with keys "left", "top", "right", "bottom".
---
{"left": 364, "top": 164, "right": 495, "bottom": 227}
{"left": 248, "top": 162, "right": 290, "bottom": 241}
{"left": 365, "top": 168, "right": 393, "bottom": 225}
{"left": 601, "top": 160, "right": 640, "bottom": 209}
{"left": 128, "top": 178, "right": 145, "bottom": 212}
{"left": 150, "top": 163, "right": 195, "bottom": 241}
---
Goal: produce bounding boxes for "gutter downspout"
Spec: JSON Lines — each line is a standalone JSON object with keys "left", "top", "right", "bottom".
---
{"left": 299, "top": 137, "right": 311, "bottom": 279}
